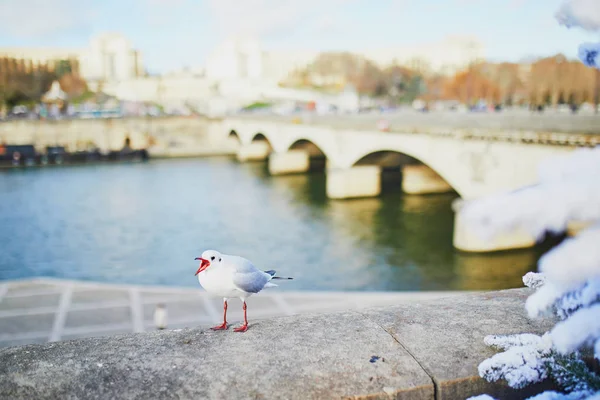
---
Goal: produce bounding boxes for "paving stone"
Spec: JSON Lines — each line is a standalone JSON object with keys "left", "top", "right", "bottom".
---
{"left": 0, "top": 293, "right": 61, "bottom": 312}
{"left": 64, "top": 307, "right": 132, "bottom": 329}
{"left": 140, "top": 291, "right": 197, "bottom": 304}
{"left": 70, "top": 289, "right": 130, "bottom": 305}
{"left": 142, "top": 300, "right": 210, "bottom": 323}
{"left": 0, "top": 278, "right": 459, "bottom": 351}
{"left": 5, "top": 282, "right": 61, "bottom": 297}
{"left": 0, "top": 313, "right": 55, "bottom": 336}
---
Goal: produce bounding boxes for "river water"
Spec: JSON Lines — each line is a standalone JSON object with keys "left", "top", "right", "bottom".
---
{"left": 0, "top": 157, "right": 543, "bottom": 291}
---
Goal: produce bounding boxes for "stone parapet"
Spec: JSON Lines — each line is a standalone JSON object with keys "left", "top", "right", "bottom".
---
{"left": 0, "top": 288, "right": 556, "bottom": 399}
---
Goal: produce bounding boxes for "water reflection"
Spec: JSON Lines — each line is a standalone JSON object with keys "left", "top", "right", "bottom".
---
{"left": 263, "top": 165, "right": 538, "bottom": 291}
{"left": 453, "top": 250, "right": 536, "bottom": 290}
{"left": 0, "top": 157, "right": 540, "bottom": 291}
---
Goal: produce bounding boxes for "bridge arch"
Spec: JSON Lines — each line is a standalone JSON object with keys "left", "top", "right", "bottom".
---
{"left": 288, "top": 139, "right": 326, "bottom": 157}
{"left": 228, "top": 130, "right": 241, "bottom": 143}
{"left": 353, "top": 150, "right": 416, "bottom": 168}
{"left": 234, "top": 131, "right": 274, "bottom": 162}
{"left": 288, "top": 139, "right": 327, "bottom": 171}
{"left": 351, "top": 149, "right": 459, "bottom": 196}
{"left": 251, "top": 132, "right": 273, "bottom": 151}
{"left": 252, "top": 132, "right": 270, "bottom": 143}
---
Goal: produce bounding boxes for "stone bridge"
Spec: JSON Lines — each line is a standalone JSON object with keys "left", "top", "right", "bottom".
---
{"left": 218, "top": 116, "right": 599, "bottom": 253}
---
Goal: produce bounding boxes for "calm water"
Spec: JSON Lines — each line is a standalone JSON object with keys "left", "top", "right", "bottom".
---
{"left": 0, "top": 158, "right": 542, "bottom": 291}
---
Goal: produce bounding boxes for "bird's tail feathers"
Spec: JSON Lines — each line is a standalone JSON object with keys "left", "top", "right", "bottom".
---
{"left": 264, "top": 282, "right": 278, "bottom": 288}
{"left": 264, "top": 270, "right": 294, "bottom": 280}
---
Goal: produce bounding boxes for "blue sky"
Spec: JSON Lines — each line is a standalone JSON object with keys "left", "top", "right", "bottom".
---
{"left": 0, "top": 0, "right": 597, "bottom": 73}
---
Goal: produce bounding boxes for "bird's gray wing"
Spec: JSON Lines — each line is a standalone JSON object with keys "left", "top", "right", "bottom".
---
{"left": 232, "top": 270, "right": 269, "bottom": 293}
{"left": 224, "top": 254, "right": 270, "bottom": 294}
{"left": 225, "top": 255, "right": 259, "bottom": 273}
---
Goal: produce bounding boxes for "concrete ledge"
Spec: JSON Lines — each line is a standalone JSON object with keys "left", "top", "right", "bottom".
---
{"left": 0, "top": 289, "right": 556, "bottom": 399}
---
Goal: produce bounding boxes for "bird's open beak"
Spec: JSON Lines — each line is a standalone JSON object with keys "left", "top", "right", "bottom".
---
{"left": 194, "top": 257, "right": 210, "bottom": 275}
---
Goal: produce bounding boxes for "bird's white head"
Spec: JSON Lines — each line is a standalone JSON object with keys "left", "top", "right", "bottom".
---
{"left": 194, "top": 250, "right": 223, "bottom": 276}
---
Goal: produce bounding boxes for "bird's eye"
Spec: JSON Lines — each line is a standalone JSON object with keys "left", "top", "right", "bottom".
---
{"left": 219, "top": 258, "right": 221, "bottom": 262}
{"left": 211, "top": 256, "right": 215, "bottom": 261}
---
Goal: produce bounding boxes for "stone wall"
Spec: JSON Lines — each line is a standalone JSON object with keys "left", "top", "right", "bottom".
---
{"left": 0, "top": 288, "right": 556, "bottom": 399}
{"left": 0, "top": 117, "right": 236, "bottom": 157}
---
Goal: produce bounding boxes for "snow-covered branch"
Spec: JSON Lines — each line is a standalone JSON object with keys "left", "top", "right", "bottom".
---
{"left": 578, "top": 43, "right": 600, "bottom": 69}
{"left": 538, "top": 226, "right": 600, "bottom": 290}
{"left": 554, "top": 0, "right": 600, "bottom": 69}
{"left": 523, "top": 272, "right": 547, "bottom": 290}
{"left": 551, "top": 303, "right": 600, "bottom": 354}
{"left": 478, "top": 333, "right": 553, "bottom": 389}
{"left": 468, "top": 3, "right": 600, "bottom": 398}
{"left": 456, "top": 147, "right": 600, "bottom": 244}
{"left": 555, "top": 0, "right": 600, "bottom": 32}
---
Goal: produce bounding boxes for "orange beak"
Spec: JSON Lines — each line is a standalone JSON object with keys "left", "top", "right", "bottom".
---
{"left": 194, "top": 257, "right": 210, "bottom": 275}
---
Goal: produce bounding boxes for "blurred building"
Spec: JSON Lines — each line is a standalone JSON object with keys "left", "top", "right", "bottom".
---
{"left": 0, "top": 33, "right": 145, "bottom": 86}
{"left": 205, "top": 37, "right": 316, "bottom": 84}
{"left": 205, "top": 37, "right": 264, "bottom": 81}
{"left": 79, "top": 33, "right": 145, "bottom": 84}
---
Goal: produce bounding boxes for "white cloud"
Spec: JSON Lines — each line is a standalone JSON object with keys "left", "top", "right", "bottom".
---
{"left": 0, "top": 0, "right": 96, "bottom": 38}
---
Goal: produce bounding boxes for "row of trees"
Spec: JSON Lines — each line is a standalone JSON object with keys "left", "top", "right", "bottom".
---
{"left": 0, "top": 58, "right": 88, "bottom": 108}
{"left": 284, "top": 52, "right": 600, "bottom": 107}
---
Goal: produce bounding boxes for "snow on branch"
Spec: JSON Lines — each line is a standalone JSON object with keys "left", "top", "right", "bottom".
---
{"left": 525, "top": 281, "right": 567, "bottom": 318}
{"left": 554, "top": 0, "right": 600, "bottom": 68}
{"left": 551, "top": 303, "right": 600, "bottom": 354}
{"left": 523, "top": 272, "right": 548, "bottom": 290}
{"left": 578, "top": 43, "right": 600, "bottom": 69}
{"left": 456, "top": 181, "right": 598, "bottom": 242}
{"left": 554, "top": 277, "right": 600, "bottom": 319}
{"left": 478, "top": 332, "right": 600, "bottom": 395}
{"left": 555, "top": 0, "right": 600, "bottom": 32}
{"left": 478, "top": 333, "right": 553, "bottom": 389}
{"left": 526, "top": 391, "right": 597, "bottom": 400}
{"left": 537, "top": 225, "right": 600, "bottom": 291}
{"left": 469, "top": 2, "right": 600, "bottom": 398}
{"left": 524, "top": 252, "right": 600, "bottom": 320}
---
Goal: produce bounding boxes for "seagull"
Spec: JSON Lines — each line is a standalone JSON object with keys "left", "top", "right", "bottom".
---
{"left": 194, "top": 250, "right": 293, "bottom": 332}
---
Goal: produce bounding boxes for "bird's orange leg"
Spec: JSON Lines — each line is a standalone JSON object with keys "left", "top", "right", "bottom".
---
{"left": 234, "top": 301, "right": 249, "bottom": 332}
{"left": 211, "top": 300, "right": 228, "bottom": 330}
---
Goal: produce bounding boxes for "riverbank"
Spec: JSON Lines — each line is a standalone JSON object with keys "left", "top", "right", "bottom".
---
{"left": 0, "top": 278, "right": 467, "bottom": 348}
{"left": 0, "top": 116, "right": 225, "bottom": 154}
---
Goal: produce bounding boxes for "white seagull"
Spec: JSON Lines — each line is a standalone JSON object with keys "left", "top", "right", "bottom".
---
{"left": 194, "top": 250, "right": 293, "bottom": 332}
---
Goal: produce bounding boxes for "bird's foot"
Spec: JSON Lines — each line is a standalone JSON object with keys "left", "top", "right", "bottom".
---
{"left": 211, "top": 322, "right": 228, "bottom": 330}
{"left": 233, "top": 324, "right": 248, "bottom": 333}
